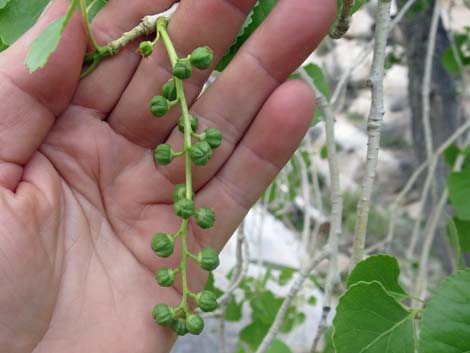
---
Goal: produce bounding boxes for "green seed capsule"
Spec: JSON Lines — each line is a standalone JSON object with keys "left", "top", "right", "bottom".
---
{"left": 186, "top": 315, "right": 205, "bottom": 335}
{"left": 152, "top": 304, "right": 174, "bottom": 326}
{"left": 150, "top": 96, "right": 170, "bottom": 117}
{"left": 161, "top": 79, "right": 177, "bottom": 101}
{"left": 173, "top": 58, "right": 192, "bottom": 80}
{"left": 154, "top": 144, "right": 174, "bottom": 165}
{"left": 189, "top": 141, "right": 213, "bottom": 166}
{"left": 156, "top": 268, "right": 175, "bottom": 287}
{"left": 203, "top": 128, "right": 223, "bottom": 149}
{"left": 197, "top": 248, "right": 220, "bottom": 271}
{"left": 177, "top": 115, "right": 199, "bottom": 133}
{"left": 195, "top": 208, "right": 215, "bottom": 229}
{"left": 172, "top": 318, "right": 188, "bottom": 336}
{"left": 196, "top": 290, "right": 218, "bottom": 312}
{"left": 189, "top": 47, "right": 214, "bottom": 70}
{"left": 151, "top": 233, "right": 174, "bottom": 258}
{"left": 139, "top": 41, "right": 153, "bottom": 58}
{"left": 174, "top": 198, "right": 195, "bottom": 219}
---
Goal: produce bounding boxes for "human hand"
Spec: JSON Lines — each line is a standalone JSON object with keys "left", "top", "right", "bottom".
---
{"left": 0, "top": 0, "right": 335, "bottom": 352}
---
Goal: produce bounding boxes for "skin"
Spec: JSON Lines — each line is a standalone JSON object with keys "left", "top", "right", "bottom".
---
{"left": 0, "top": 0, "right": 336, "bottom": 352}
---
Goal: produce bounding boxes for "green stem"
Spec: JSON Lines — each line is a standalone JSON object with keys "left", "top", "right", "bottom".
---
{"left": 80, "top": 0, "right": 102, "bottom": 52}
{"left": 158, "top": 17, "right": 194, "bottom": 314}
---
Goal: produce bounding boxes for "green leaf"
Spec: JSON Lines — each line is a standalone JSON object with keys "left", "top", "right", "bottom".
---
{"left": 303, "top": 63, "right": 330, "bottom": 100}
{"left": 442, "top": 33, "right": 470, "bottom": 75}
{"left": 333, "top": 281, "right": 415, "bottom": 353}
{"left": 454, "top": 217, "right": 470, "bottom": 252}
{"left": 447, "top": 218, "right": 466, "bottom": 271}
{"left": 225, "top": 297, "right": 243, "bottom": 322}
{"left": 204, "top": 272, "right": 224, "bottom": 298}
{"left": 0, "top": 0, "right": 50, "bottom": 45}
{"left": 278, "top": 268, "right": 295, "bottom": 286}
{"left": 265, "top": 339, "right": 293, "bottom": 353}
{"left": 419, "top": 269, "right": 470, "bottom": 353}
{"left": 250, "top": 290, "right": 283, "bottom": 325}
{"left": 351, "top": 0, "right": 369, "bottom": 14}
{"left": 87, "top": 0, "right": 107, "bottom": 21}
{"left": 24, "top": 16, "right": 65, "bottom": 72}
{"left": 0, "top": 0, "right": 12, "bottom": 10}
{"left": 216, "top": 0, "right": 278, "bottom": 71}
{"left": 448, "top": 170, "right": 470, "bottom": 220}
{"left": 347, "top": 254, "right": 408, "bottom": 298}
{"left": 444, "top": 144, "right": 462, "bottom": 167}
{"left": 240, "top": 321, "right": 270, "bottom": 350}
{"left": 0, "top": 36, "right": 7, "bottom": 51}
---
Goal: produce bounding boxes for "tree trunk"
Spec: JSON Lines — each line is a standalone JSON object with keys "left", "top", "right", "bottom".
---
{"left": 398, "top": 0, "right": 459, "bottom": 272}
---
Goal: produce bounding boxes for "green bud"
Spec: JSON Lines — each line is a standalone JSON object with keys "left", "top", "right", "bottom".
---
{"left": 186, "top": 315, "right": 204, "bottom": 335}
{"left": 197, "top": 248, "right": 220, "bottom": 271}
{"left": 173, "top": 58, "right": 192, "bottom": 80}
{"left": 196, "top": 290, "right": 218, "bottom": 312}
{"left": 150, "top": 96, "right": 170, "bottom": 117}
{"left": 151, "top": 233, "right": 174, "bottom": 258}
{"left": 152, "top": 304, "right": 174, "bottom": 326}
{"left": 195, "top": 208, "right": 215, "bottom": 229}
{"left": 139, "top": 41, "right": 153, "bottom": 58}
{"left": 154, "top": 144, "right": 174, "bottom": 165}
{"left": 174, "top": 198, "right": 195, "bottom": 219}
{"left": 189, "top": 141, "right": 213, "bottom": 166}
{"left": 178, "top": 115, "right": 199, "bottom": 133}
{"left": 189, "top": 46, "right": 214, "bottom": 70}
{"left": 161, "top": 79, "right": 177, "bottom": 101}
{"left": 172, "top": 318, "right": 188, "bottom": 336}
{"left": 173, "top": 184, "right": 195, "bottom": 202}
{"left": 203, "top": 128, "right": 223, "bottom": 149}
{"left": 156, "top": 268, "right": 175, "bottom": 287}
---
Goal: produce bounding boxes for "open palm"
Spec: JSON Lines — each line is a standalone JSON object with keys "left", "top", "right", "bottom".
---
{"left": 0, "top": 0, "right": 334, "bottom": 352}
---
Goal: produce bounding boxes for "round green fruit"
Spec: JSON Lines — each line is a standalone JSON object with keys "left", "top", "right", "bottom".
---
{"left": 203, "top": 128, "right": 223, "bottom": 149}
{"left": 172, "top": 319, "right": 188, "bottom": 336}
{"left": 178, "top": 114, "right": 199, "bottom": 133}
{"left": 174, "top": 198, "right": 195, "bottom": 219}
{"left": 195, "top": 208, "right": 215, "bottom": 229}
{"left": 186, "top": 315, "right": 204, "bottom": 335}
{"left": 151, "top": 233, "right": 174, "bottom": 258}
{"left": 189, "top": 46, "right": 214, "bottom": 70}
{"left": 154, "top": 144, "right": 174, "bottom": 165}
{"left": 138, "top": 41, "right": 153, "bottom": 57}
{"left": 152, "top": 304, "right": 174, "bottom": 326}
{"left": 173, "top": 58, "right": 192, "bottom": 80}
{"left": 196, "top": 290, "right": 218, "bottom": 312}
{"left": 150, "top": 96, "right": 169, "bottom": 117}
{"left": 155, "top": 268, "right": 175, "bottom": 287}
{"left": 189, "top": 141, "right": 213, "bottom": 166}
{"left": 197, "top": 248, "right": 220, "bottom": 271}
{"left": 161, "top": 79, "right": 177, "bottom": 101}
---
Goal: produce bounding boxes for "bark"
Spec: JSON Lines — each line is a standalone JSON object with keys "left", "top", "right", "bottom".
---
{"left": 398, "top": 0, "right": 459, "bottom": 272}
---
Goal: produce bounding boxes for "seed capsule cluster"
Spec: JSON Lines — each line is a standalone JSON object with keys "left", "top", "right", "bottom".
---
{"left": 139, "top": 17, "right": 222, "bottom": 336}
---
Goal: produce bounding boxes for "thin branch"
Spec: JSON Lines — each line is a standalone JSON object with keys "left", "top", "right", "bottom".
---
{"left": 421, "top": 0, "right": 441, "bottom": 160}
{"left": 414, "top": 153, "right": 466, "bottom": 300}
{"left": 351, "top": 0, "right": 392, "bottom": 266}
{"left": 255, "top": 249, "right": 330, "bottom": 353}
{"left": 299, "top": 68, "right": 343, "bottom": 353}
{"left": 218, "top": 223, "right": 249, "bottom": 353}
{"left": 331, "top": 0, "right": 420, "bottom": 107}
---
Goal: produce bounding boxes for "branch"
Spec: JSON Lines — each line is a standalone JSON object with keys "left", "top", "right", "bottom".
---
{"left": 351, "top": 0, "right": 392, "bottom": 266}
{"left": 421, "top": 0, "right": 441, "bottom": 160}
{"left": 414, "top": 152, "right": 466, "bottom": 301}
{"left": 298, "top": 68, "right": 343, "bottom": 352}
{"left": 255, "top": 249, "right": 330, "bottom": 353}
{"left": 331, "top": 0, "right": 420, "bottom": 106}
